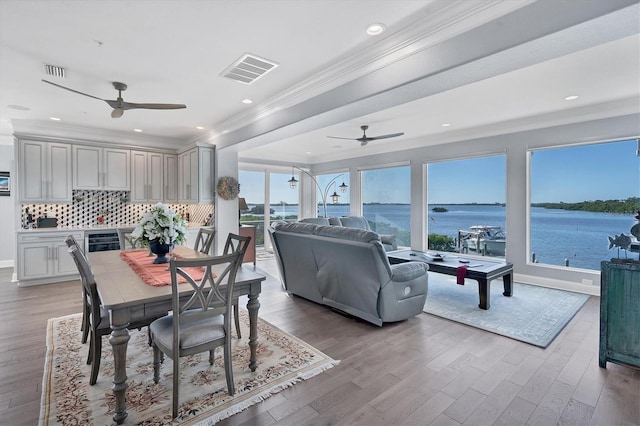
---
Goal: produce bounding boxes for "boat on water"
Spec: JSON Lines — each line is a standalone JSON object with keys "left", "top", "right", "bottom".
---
{"left": 458, "top": 225, "right": 506, "bottom": 256}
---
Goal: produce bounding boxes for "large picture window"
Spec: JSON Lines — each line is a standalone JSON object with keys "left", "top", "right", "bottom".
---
{"left": 361, "top": 165, "right": 410, "bottom": 247}
{"left": 427, "top": 155, "right": 506, "bottom": 256}
{"left": 529, "top": 139, "right": 639, "bottom": 270}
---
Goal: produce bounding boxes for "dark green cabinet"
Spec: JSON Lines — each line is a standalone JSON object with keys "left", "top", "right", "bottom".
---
{"left": 599, "top": 261, "right": 640, "bottom": 369}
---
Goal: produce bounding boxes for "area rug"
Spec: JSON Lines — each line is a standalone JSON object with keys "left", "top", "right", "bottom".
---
{"left": 40, "top": 310, "right": 338, "bottom": 425}
{"left": 423, "top": 274, "right": 590, "bottom": 348}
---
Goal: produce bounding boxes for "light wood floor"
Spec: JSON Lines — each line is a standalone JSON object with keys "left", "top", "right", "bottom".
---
{"left": 1, "top": 256, "right": 638, "bottom": 425}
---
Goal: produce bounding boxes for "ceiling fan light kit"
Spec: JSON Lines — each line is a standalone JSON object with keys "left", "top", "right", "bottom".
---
{"left": 328, "top": 125, "right": 404, "bottom": 146}
{"left": 41, "top": 79, "right": 186, "bottom": 118}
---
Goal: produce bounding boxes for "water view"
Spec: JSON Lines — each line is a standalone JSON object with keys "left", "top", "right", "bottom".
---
{"left": 244, "top": 203, "right": 637, "bottom": 271}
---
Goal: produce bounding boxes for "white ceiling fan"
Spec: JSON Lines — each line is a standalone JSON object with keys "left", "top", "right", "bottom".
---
{"left": 327, "top": 125, "right": 404, "bottom": 146}
{"left": 42, "top": 79, "right": 187, "bottom": 118}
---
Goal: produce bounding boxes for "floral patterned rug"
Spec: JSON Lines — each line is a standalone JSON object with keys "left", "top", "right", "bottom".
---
{"left": 40, "top": 311, "right": 338, "bottom": 425}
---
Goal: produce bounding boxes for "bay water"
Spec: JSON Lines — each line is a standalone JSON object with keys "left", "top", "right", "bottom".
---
{"left": 251, "top": 203, "right": 636, "bottom": 270}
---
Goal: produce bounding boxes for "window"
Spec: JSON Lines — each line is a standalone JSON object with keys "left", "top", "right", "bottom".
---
{"left": 427, "top": 155, "right": 506, "bottom": 256}
{"left": 270, "top": 172, "right": 298, "bottom": 222}
{"left": 361, "top": 165, "right": 410, "bottom": 247}
{"left": 238, "top": 170, "right": 265, "bottom": 245}
{"left": 316, "top": 172, "right": 350, "bottom": 218}
{"left": 529, "top": 139, "right": 639, "bottom": 270}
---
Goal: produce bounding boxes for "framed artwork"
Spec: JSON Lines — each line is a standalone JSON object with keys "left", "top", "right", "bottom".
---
{"left": 0, "top": 171, "right": 9, "bottom": 196}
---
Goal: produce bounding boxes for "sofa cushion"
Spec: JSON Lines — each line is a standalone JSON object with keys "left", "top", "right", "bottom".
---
{"left": 300, "top": 217, "right": 331, "bottom": 226}
{"left": 314, "top": 224, "right": 380, "bottom": 244}
{"left": 328, "top": 217, "right": 342, "bottom": 226}
{"left": 335, "top": 216, "right": 370, "bottom": 230}
{"left": 274, "top": 222, "right": 317, "bottom": 234}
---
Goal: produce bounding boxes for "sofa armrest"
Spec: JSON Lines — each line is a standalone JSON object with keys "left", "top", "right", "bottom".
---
{"left": 380, "top": 234, "right": 398, "bottom": 250}
{"left": 389, "top": 261, "right": 428, "bottom": 282}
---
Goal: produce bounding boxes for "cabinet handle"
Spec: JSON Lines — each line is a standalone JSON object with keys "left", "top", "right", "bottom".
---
{"left": 47, "top": 247, "right": 51, "bottom": 260}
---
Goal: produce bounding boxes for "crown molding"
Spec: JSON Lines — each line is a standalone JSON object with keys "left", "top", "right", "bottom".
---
{"left": 10, "top": 119, "right": 183, "bottom": 150}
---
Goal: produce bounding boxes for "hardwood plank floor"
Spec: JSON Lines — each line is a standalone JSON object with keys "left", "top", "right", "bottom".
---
{"left": 0, "top": 255, "right": 638, "bottom": 425}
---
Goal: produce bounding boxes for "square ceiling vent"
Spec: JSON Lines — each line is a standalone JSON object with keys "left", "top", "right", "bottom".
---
{"left": 221, "top": 53, "right": 278, "bottom": 85}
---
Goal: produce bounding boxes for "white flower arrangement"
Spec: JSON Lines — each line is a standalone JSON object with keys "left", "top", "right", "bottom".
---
{"left": 131, "top": 203, "right": 187, "bottom": 246}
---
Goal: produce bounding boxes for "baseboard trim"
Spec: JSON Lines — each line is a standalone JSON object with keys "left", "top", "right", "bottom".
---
{"left": 514, "top": 273, "right": 600, "bottom": 296}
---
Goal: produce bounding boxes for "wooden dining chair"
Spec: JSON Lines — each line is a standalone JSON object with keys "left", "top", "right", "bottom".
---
{"left": 149, "top": 251, "right": 243, "bottom": 418}
{"left": 117, "top": 226, "right": 142, "bottom": 249}
{"left": 194, "top": 226, "right": 216, "bottom": 254}
{"left": 65, "top": 235, "right": 90, "bottom": 344}
{"left": 223, "top": 232, "right": 252, "bottom": 339}
{"left": 66, "top": 242, "right": 162, "bottom": 385}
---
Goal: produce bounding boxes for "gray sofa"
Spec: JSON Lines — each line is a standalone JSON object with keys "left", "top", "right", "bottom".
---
{"left": 300, "top": 216, "right": 398, "bottom": 251}
{"left": 268, "top": 221, "right": 428, "bottom": 326}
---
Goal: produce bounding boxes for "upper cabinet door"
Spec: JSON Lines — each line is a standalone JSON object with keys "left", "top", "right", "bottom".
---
{"left": 103, "top": 148, "right": 130, "bottom": 191}
{"left": 164, "top": 154, "right": 178, "bottom": 202}
{"left": 48, "top": 143, "right": 72, "bottom": 202}
{"left": 73, "top": 145, "right": 102, "bottom": 190}
{"left": 19, "top": 140, "right": 71, "bottom": 203}
{"left": 19, "top": 140, "right": 47, "bottom": 201}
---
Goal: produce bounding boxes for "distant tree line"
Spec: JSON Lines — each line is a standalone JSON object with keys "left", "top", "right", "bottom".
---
{"left": 531, "top": 197, "right": 640, "bottom": 214}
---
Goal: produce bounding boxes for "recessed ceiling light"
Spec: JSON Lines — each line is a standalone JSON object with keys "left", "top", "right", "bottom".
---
{"left": 442, "top": 123, "right": 451, "bottom": 127}
{"left": 195, "top": 126, "right": 205, "bottom": 130}
{"left": 49, "top": 117, "right": 61, "bottom": 121}
{"left": 366, "top": 23, "right": 386, "bottom": 36}
{"left": 565, "top": 95, "right": 579, "bottom": 101}
{"left": 133, "top": 128, "right": 143, "bottom": 132}
{"left": 242, "top": 98, "right": 253, "bottom": 104}
{"left": 306, "top": 151, "right": 312, "bottom": 155}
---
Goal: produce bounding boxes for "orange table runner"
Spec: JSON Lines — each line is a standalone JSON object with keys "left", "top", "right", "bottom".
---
{"left": 119, "top": 249, "right": 206, "bottom": 287}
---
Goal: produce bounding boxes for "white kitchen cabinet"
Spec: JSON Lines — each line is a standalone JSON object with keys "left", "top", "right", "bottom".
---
{"left": 73, "top": 145, "right": 130, "bottom": 190}
{"left": 163, "top": 154, "right": 178, "bottom": 202}
{"left": 177, "top": 146, "right": 214, "bottom": 203}
{"left": 131, "top": 150, "right": 163, "bottom": 203}
{"left": 18, "top": 139, "right": 72, "bottom": 203}
{"left": 16, "top": 231, "right": 84, "bottom": 285}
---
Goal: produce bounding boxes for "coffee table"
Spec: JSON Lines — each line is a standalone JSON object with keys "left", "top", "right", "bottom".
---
{"left": 388, "top": 250, "right": 513, "bottom": 310}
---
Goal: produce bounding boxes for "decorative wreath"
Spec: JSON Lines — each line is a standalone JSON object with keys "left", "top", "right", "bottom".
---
{"left": 216, "top": 176, "right": 240, "bottom": 200}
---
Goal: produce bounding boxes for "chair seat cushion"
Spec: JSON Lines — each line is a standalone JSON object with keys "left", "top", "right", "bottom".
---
{"left": 150, "top": 311, "right": 226, "bottom": 350}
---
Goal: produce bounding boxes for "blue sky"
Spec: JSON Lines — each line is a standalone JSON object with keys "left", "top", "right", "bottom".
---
{"left": 240, "top": 139, "right": 639, "bottom": 205}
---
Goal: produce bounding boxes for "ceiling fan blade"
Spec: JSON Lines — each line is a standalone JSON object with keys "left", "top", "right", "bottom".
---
{"left": 123, "top": 102, "right": 187, "bottom": 111}
{"left": 41, "top": 79, "right": 104, "bottom": 101}
{"left": 104, "top": 100, "right": 186, "bottom": 111}
{"left": 111, "top": 108, "right": 124, "bottom": 118}
{"left": 327, "top": 136, "right": 358, "bottom": 140}
{"left": 367, "top": 132, "right": 405, "bottom": 141}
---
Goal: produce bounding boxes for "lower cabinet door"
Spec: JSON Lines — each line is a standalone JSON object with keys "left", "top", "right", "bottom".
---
{"left": 19, "top": 244, "right": 53, "bottom": 280}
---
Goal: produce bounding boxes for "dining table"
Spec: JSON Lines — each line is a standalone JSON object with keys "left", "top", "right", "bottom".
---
{"left": 88, "top": 245, "right": 266, "bottom": 424}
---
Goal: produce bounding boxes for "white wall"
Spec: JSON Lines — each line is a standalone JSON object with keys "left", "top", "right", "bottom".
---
{"left": 214, "top": 149, "right": 239, "bottom": 255}
{"left": 0, "top": 136, "right": 15, "bottom": 268}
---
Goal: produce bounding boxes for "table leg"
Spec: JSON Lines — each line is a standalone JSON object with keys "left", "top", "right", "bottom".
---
{"left": 477, "top": 279, "right": 490, "bottom": 310}
{"left": 246, "top": 290, "right": 260, "bottom": 372}
{"left": 108, "top": 310, "right": 131, "bottom": 424}
{"left": 502, "top": 273, "right": 513, "bottom": 297}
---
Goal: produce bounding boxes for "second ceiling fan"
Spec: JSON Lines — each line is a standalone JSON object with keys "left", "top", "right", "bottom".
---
{"left": 327, "top": 125, "right": 404, "bottom": 146}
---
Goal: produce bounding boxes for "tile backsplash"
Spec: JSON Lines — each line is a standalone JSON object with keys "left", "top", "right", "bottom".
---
{"left": 21, "top": 190, "right": 213, "bottom": 228}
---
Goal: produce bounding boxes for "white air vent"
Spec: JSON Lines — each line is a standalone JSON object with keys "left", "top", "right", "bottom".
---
{"left": 221, "top": 53, "right": 278, "bottom": 85}
{"left": 44, "top": 64, "right": 66, "bottom": 78}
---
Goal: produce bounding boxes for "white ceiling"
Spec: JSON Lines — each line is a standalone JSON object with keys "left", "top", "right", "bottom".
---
{"left": 1, "top": 0, "right": 639, "bottom": 164}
